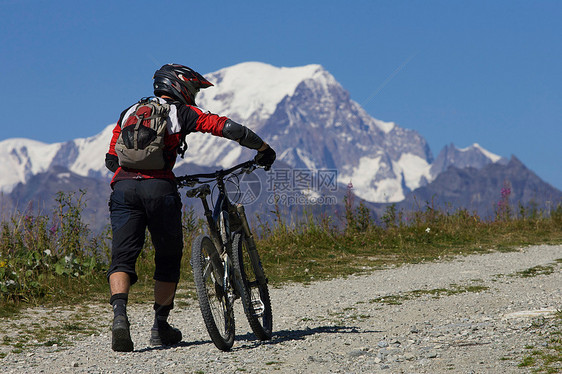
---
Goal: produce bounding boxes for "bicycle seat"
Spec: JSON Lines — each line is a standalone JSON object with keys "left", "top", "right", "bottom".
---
{"left": 186, "top": 184, "right": 211, "bottom": 198}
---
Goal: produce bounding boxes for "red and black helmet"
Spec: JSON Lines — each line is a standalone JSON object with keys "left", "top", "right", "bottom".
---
{"left": 153, "top": 64, "right": 213, "bottom": 105}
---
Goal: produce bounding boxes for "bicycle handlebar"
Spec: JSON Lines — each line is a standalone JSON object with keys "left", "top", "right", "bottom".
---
{"left": 176, "top": 160, "right": 258, "bottom": 187}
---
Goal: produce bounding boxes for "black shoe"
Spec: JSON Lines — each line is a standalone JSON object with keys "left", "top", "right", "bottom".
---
{"left": 112, "top": 315, "right": 134, "bottom": 352}
{"left": 149, "top": 322, "right": 182, "bottom": 346}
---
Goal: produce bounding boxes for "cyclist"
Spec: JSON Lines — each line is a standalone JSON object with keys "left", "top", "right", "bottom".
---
{"left": 104, "top": 63, "right": 276, "bottom": 352}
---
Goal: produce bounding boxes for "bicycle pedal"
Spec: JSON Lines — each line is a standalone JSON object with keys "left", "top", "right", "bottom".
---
{"left": 251, "top": 299, "right": 265, "bottom": 315}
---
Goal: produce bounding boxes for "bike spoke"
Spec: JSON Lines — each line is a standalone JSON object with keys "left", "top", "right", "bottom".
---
{"left": 203, "top": 260, "right": 213, "bottom": 281}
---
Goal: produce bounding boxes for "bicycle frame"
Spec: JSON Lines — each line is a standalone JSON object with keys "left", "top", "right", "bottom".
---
{"left": 177, "top": 161, "right": 257, "bottom": 286}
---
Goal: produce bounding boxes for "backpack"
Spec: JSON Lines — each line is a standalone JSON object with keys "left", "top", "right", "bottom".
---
{"left": 115, "top": 97, "right": 170, "bottom": 170}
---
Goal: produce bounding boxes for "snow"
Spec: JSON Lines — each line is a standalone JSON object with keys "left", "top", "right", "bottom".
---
{"left": 219, "top": 146, "right": 243, "bottom": 168}
{"left": 69, "top": 124, "right": 114, "bottom": 177}
{"left": 392, "top": 153, "right": 432, "bottom": 190}
{"left": 180, "top": 132, "right": 239, "bottom": 167}
{"left": 0, "top": 138, "right": 61, "bottom": 174}
{"left": 296, "top": 149, "right": 317, "bottom": 171}
{"left": 374, "top": 179, "right": 405, "bottom": 202}
{"left": 301, "top": 188, "right": 321, "bottom": 202}
{"left": 0, "top": 61, "right": 507, "bottom": 206}
{"left": 57, "top": 172, "right": 71, "bottom": 179}
{"left": 459, "top": 143, "right": 502, "bottom": 163}
{"left": 198, "top": 62, "right": 335, "bottom": 129}
{"left": 340, "top": 155, "right": 406, "bottom": 202}
{"left": 373, "top": 119, "right": 396, "bottom": 134}
{"left": 0, "top": 138, "right": 62, "bottom": 193}
{"left": 338, "top": 156, "right": 381, "bottom": 191}
{"left": 340, "top": 153, "right": 430, "bottom": 203}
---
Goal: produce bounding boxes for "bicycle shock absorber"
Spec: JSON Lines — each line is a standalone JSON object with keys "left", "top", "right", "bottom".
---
{"left": 236, "top": 205, "right": 256, "bottom": 249}
{"left": 218, "top": 211, "right": 230, "bottom": 245}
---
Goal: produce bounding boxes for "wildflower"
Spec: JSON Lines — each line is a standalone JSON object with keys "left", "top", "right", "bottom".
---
{"left": 425, "top": 227, "right": 431, "bottom": 233}
{"left": 0, "top": 261, "right": 6, "bottom": 268}
{"left": 44, "top": 249, "right": 52, "bottom": 256}
{"left": 501, "top": 187, "right": 511, "bottom": 198}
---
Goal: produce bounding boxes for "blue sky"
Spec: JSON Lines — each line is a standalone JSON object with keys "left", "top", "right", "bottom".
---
{"left": 1, "top": 0, "right": 561, "bottom": 189}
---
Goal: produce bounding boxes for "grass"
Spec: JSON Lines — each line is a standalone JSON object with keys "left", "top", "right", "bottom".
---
{"left": 0, "top": 305, "right": 103, "bottom": 354}
{"left": 369, "top": 283, "right": 490, "bottom": 305}
{"left": 0, "top": 189, "right": 561, "bottom": 359}
{"left": 491, "top": 260, "right": 561, "bottom": 282}
{"left": 518, "top": 311, "right": 562, "bottom": 373}
{"left": 513, "top": 264, "right": 557, "bottom": 278}
{"left": 256, "top": 200, "right": 562, "bottom": 284}
{"left": 2, "top": 191, "right": 561, "bottom": 313}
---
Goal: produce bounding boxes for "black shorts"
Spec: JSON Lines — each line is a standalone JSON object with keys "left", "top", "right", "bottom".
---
{"left": 107, "top": 178, "right": 183, "bottom": 285}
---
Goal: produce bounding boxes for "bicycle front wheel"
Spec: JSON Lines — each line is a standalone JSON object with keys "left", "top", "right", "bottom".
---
{"left": 232, "top": 233, "right": 273, "bottom": 340}
{"left": 191, "top": 235, "right": 235, "bottom": 351}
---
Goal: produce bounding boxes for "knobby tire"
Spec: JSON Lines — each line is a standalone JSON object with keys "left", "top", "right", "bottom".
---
{"left": 191, "top": 235, "right": 235, "bottom": 351}
{"left": 231, "top": 233, "right": 273, "bottom": 340}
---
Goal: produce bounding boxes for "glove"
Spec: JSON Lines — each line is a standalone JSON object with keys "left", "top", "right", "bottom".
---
{"left": 254, "top": 147, "right": 276, "bottom": 171}
{"left": 105, "top": 153, "right": 120, "bottom": 173}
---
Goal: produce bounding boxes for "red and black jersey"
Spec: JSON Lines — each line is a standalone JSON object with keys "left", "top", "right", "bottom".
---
{"left": 106, "top": 97, "right": 228, "bottom": 186}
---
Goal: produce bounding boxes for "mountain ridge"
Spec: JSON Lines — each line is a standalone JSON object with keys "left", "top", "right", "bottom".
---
{"left": 0, "top": 62, "right": 531, "bottom": 209}
{"left": 391, "top": 155, "right": 562, "bottom": 218}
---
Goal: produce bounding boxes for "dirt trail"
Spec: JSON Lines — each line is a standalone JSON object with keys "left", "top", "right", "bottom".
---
{"left": 1, "top": 244, "right": 560, "bottom": 373}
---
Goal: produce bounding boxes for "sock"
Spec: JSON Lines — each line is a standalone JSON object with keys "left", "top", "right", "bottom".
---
{"left": 153, "top": 302, "right": 173, "bottom": 329}
{"left": 110, "top": 293, "right": 128, "bottom": 318}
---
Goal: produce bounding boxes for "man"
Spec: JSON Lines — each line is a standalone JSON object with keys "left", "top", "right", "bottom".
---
{"left": 105, "top": 63, "right": 276, "bottom": 352}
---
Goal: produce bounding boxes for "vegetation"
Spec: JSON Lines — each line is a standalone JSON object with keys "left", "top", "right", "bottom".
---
{"left": 1, "top": 189, "right": 561, "bottom": 310}
{"left": 518, "top": 311, "right": 562, "bottom": 374}
{"left": 0, "top": 191, "right": 110, "bottom": 315}
{"left": 256, "top": 193, "right": 562, "bottom": 284}
{"left": 0, "top": 188, "right": 561, "bottom": 367}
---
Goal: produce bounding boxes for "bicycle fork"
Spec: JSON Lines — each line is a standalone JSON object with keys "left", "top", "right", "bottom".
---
{"left": 197, "top": 195, "right": 227, "bottom": 288}
{"left": 236, "top": 205, "right": 268, "bottom": 287}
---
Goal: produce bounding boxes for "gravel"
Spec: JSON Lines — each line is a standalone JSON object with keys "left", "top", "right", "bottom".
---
{"left": 1, "top": 244, "right": 560, "bottom": 373}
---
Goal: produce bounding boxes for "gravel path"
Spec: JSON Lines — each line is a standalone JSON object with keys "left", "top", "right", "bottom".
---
{"left": 1, "top": 244, "right": 561, "bottom": 373}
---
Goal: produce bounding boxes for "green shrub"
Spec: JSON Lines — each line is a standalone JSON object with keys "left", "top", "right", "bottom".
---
{"left": 0, "top": 190, "right": 108, "bottom": 304}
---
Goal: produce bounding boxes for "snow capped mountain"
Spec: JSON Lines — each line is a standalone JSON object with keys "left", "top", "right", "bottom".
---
{"left": 0, "top": 126, "right": 113, "bottom": 193}
{"left": 177, "top": 62, "right": 396, "bottom": 170}
{"left": 395, "top": 156, "right": 562, "bottom": 219}
{"left": 430, "top": 143, "right": 507, "bottom": 179}
{"left": 0, "top": 138, "right": 61, "bottom": 193}
{"left": 180, "top": 62, "right": 432, "bottom": 202}
{"left": 0, "top": 62, "right": 507, "bottom": 204}
{"left": 197, "top": 62, "right": 334, "bottom": 130}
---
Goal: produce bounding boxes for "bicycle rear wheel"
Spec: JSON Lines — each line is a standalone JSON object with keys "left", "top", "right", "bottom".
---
{"left": 191, "top": 235, "right": 235, "bottom": 351}
{"left": 232, "top": 233, "right": 273, "bottom": 340}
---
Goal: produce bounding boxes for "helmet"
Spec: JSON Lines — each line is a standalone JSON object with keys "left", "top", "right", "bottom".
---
{"left": 153, "top": 64, "right": 213, "bottom": 105}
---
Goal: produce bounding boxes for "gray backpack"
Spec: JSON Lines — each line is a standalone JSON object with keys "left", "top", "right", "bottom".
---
{"left": 115, "top": 98, "right": 170, "bottom": 170}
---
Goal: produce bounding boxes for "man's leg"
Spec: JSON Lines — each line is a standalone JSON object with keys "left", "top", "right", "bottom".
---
{"left": 110, "top": 271, "right": 131, "bottom": 295}
{"left": 109, "top": 272, "right": 134, "bottom": 352}
{"left": 145, "top": 180, "right": 184, "bottom": 346}
{"left": 150, "top": 280, "right": 182, "bottom": 346}
{"left": 154, "top": 280, "right": 176, "bottom": 306}
{"left": 107, "top": 181, "right": 146, "bottom": 352}
{"left": 109, "top": 271, "right": 131, "bottom": 319}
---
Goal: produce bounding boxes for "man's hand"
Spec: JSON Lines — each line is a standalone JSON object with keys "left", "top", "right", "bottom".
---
{"left": 254, "top": 145, "right": 276, "bottom": 171}
{"left": 105, "top": 153, "right": 120, "bottom": 173}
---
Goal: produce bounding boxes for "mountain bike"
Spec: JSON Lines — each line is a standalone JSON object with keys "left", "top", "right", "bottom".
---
{"left": 176, "top": 160, "right": 273, "bottom": 351}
